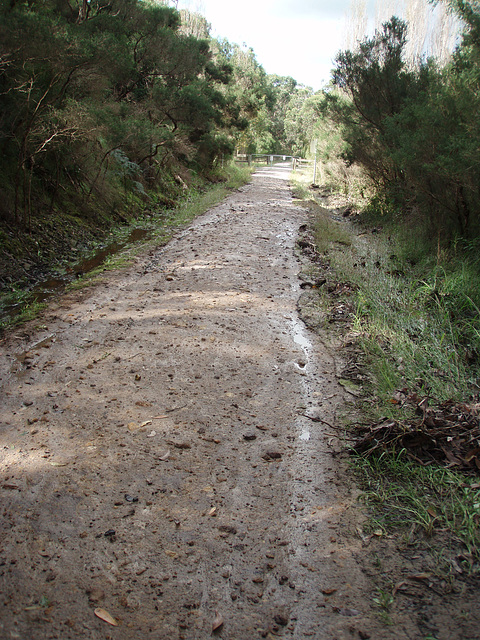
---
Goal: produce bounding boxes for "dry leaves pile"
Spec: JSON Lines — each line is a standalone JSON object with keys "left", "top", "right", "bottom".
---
{"left": 352, "top": 394, "right": 480, "bottom": 475}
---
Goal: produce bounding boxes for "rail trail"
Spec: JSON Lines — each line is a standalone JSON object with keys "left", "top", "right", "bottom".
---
{"left": 1, "top": 166, "right": 426, "bottom": 639}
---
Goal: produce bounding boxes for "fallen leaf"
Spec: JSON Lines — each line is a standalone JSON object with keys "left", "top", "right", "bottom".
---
{"left": 127, "top": 420, "right": 152, "bottom": 432}
{"left": 158, "top": 449, "right": 170, "bottom": 460}
{"left": 393, "top": 581, "right": 409, "bottom": 595}
{"left": 409, "top": 572, "right": 432, "bottom": 582}
{"left": 135, "top": 401, "right": 152, "bottom": 407}
{"left": 465, "top": 448, "right": 480, "bottom": 462}
{"left": 50, "top": 461, "right": 68, "bottom": 467}
{"left": 94, "top": 607, "right": 118, "bottom": 626}
{"left": 212, "top": 611, "right": 224, "bottom": 632}
{"left": 209, "top": 507, "right": 217, "bottom": 516}
{"left": 165, "top": 550, "right": 179, "bottom": 559}
{"left": 321, "top": 588, "right": 337, "bottom": 595}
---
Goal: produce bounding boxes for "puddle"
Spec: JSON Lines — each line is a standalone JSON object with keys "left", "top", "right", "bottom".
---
{"left": 292, "top": 318, "right": 311, "bottom": 356}
{"left": 15, "top": 334, "right": 56, "bottom": 361}
{"left": 290, "top": 317, "right": 317, "bottom": 442}
{"left": 1, "top": 228, "right": 151, "bottom": 322}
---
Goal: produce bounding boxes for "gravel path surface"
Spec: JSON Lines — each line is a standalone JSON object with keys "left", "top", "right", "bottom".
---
{"left": 1, "top": 167, "right": 419, "bottom": 639}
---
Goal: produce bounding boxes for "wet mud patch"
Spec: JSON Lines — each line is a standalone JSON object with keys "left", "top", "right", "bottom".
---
{"left": 295, "top": 223, "right": 358, "bottom": 332}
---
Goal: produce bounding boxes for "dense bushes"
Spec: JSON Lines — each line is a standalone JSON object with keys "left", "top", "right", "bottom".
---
{"left": 0, "top": 0, "right": 242, "bottom": 231}
{"left": 0, "top": 0, "right": 317, "bottom": 242}
{"left": 325, "top": 1, "right": 480, "bottom": 250}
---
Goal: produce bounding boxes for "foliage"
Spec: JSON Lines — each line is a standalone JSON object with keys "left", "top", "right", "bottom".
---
{"left": 323, "top": 1, "right": 480, "bottom": 247}
{"left": 0, "top": 0, "right": 244, "bottom": 233}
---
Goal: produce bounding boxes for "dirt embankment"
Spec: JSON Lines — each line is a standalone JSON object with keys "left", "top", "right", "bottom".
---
{"left": 0, "top": 166, "right": 474, "bottom": 640}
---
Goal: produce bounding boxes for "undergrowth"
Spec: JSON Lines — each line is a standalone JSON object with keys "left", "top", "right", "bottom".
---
{"left": 292, "top": 166, "right": 480, "bottom": 568}
{"left": 310, "top": 191, "right": 480, "bottom": 405}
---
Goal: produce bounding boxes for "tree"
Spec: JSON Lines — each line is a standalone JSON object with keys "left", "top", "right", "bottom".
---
{"left": 0, "top": 0, "right": 245, "bottom": 229}
{"left": 329, "top": 17, "right": 412, "bottom": 189}
{"left": 325, "top": 1, "right": 480, "bottom": 244}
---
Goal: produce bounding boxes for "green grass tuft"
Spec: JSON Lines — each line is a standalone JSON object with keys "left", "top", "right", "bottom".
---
{"left": 355, "top": 450, "right": 480, "bottom": 564}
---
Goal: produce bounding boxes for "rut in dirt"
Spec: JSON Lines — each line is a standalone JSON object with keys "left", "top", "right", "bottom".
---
{"left": 1, "top": 166, "right": 390, "bottom": 640}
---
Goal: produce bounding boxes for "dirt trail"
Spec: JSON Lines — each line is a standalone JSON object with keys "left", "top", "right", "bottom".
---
{"left": 1, "top": 167, "right": 415, "bottom": 639}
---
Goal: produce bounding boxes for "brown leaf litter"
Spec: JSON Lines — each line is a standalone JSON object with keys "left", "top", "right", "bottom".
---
{"left": 352, "top": 393, "right": 480, "bottom": 475}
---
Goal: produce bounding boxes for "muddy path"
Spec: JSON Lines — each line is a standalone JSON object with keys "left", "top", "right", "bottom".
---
{"left": 1, "top": 167, "right": 422, "bottom": 639}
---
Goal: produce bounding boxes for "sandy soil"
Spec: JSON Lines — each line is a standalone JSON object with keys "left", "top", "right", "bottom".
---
{"left": 0, "top": 167, "right": 473, "bottom": 639}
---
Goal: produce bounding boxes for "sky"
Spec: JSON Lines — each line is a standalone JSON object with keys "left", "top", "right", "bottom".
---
{"left": 176, "top": 0, "right": 359, "bottom": 91}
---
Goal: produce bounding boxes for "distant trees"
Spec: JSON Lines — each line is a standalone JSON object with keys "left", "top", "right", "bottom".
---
{"left": 211, "top": 40, "right": 276, "bottom": 154}
{"left": 209, "top": 39, "right": 313, "bottom": 156}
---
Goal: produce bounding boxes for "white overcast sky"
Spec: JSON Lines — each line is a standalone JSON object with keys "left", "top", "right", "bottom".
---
{"left": 175, "top": 2, "right": 463, "bottom": 91}
{"left": 177, "top": 0, "right": 361, "bottom": 90}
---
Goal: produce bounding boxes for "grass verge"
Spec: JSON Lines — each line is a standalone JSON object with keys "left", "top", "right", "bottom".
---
{"left": 355, "top": 451, "right": 480, "bottom": 566}
{"left": 292, "top": 169, "right": 480, "bottom": 572}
